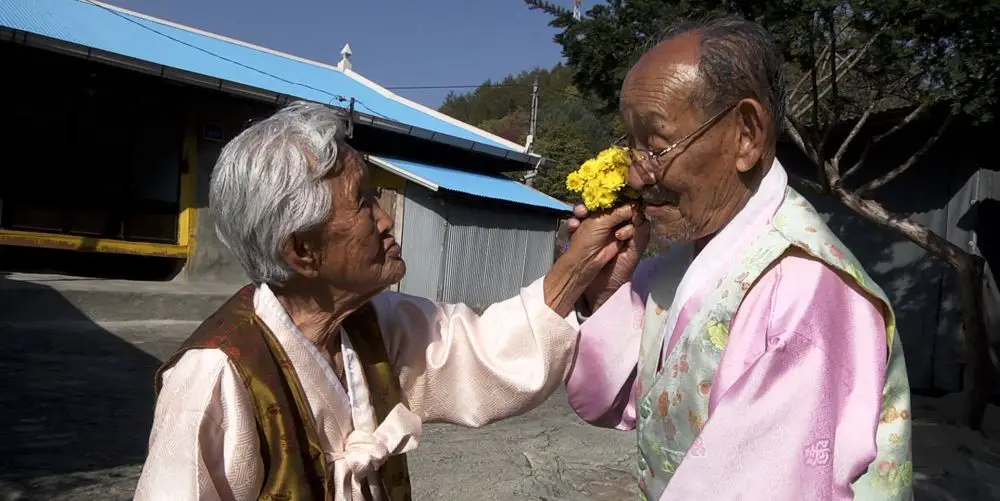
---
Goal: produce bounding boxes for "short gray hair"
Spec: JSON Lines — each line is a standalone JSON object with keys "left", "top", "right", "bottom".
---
{"left": 209, "top": 101, "right": 347, "bottom": 285}
{"left": 657, "top": 15, "right": 787, "bottom": 134}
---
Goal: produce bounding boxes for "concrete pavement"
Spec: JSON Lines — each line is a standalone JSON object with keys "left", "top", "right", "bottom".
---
{"left": 2, "top": 274, "right": 999, "bottom": 500}
{"left": 0, "top": 274, "right": 637, "bottom": 501}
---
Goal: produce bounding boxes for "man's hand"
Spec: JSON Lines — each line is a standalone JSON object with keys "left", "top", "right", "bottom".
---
{"left": 568, "top": 203, "right": 650, "bottom": 311}
{"left": 544, "top": 204, "right": 641, "bottom": 316}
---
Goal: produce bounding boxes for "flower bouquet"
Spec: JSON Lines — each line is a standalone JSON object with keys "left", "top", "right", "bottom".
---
{"left": 565, "top": 146, "right": 637, "bottom": 211}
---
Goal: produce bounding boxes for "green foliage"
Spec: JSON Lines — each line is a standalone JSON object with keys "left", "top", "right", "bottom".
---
{"left": 525, "top": 0, "right": 999, "bottom": 124}
{"left": 530, "top": 116, "right": 592, "bottom": 202}
{"left": 440, "top": 64, "right": 575, "bottom": 127}
{"left": 438, "top": 63, "right": 620, "bottom": 203}
{"left": 524, "top": 0, "right": 735, "bottom": 111}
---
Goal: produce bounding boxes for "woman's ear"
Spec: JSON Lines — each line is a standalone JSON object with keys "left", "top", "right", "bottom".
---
{"left": 282, "top": 233, "right": 321, "bottom": 278}
{"left": 733, "top": 98, "right": 768, "bottom": 174}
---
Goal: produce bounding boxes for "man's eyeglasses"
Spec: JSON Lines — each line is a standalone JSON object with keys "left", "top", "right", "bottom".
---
{"left": 615, "top": 102, "right": 738, "bottom": 182}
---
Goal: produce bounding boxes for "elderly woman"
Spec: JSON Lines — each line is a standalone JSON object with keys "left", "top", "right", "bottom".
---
{"left": 134, "top": 101, "right": 640, "bottom": 501}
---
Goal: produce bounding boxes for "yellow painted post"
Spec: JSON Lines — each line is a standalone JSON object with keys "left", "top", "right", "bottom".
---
{"left": 177, "top": 106, "right": 199, "bottom": 258}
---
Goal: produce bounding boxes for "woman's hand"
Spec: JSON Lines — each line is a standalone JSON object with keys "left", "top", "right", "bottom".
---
{"left": 568, "top": 203, "right": 650, "bottom": 312}
{"left": 544, "top": 204, "right": 646, "bottom": 316}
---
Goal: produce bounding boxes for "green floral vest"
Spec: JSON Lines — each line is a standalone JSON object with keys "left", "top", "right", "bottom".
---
{"left": 636, "top": 188, "right": 912, "bottom": 500}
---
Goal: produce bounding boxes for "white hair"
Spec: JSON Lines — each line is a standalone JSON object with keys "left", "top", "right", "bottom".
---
{"left": 209, "top": 101, "right": 347, "bottom": 285}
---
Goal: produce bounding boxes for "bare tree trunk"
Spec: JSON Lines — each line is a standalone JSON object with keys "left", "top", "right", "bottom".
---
{"left": 831, "top": 186, "right": 995, "bottom": 429}
{"left": 954, "top": 254, "right": 993, "bottom": 430}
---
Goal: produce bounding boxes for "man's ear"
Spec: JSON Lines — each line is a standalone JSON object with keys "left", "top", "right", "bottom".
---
{"left": 733, "top": 97, "right": 768, "bottom": 174}
{"left": 282, "top": 232, "right": 321, "bottom": 278}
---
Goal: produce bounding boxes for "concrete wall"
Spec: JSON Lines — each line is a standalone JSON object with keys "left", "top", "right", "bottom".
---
{"left": 176, "top": 91, "right": 275, "bottom": 285}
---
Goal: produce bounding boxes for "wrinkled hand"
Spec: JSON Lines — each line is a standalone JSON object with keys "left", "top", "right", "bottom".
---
{"left": 563, "top": 204, "right": 643, "bottom": 275}
{"left": 568, "top": 203, "right": 649, "bottom": 311}
{"left": 544, "top": 204, "right": 642, "bottom": 316}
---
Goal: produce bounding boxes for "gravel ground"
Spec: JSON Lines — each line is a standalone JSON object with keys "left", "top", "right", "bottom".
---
{"left": 0, "top": 320, "right": 997, "bottom": 500}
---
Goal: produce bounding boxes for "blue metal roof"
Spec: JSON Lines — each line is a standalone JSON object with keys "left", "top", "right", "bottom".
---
{"left": 0, "top": 0, "right": 520, "bottom": 152}
{"left": 370, "top": 157, "right": 571, "bottom": 213}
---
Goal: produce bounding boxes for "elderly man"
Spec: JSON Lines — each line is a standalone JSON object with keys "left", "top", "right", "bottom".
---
{"left": 565, "top": 16, "right": 912, "bottom": 500}
{"left": 134, "top": 101, "right": 642, "bottom": 501}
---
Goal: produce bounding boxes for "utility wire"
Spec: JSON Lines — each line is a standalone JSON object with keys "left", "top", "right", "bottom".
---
{"left": 82, "top": 2, "right": 595, "bottom": 123}
{"left": 386, "top": 84, "right": 530, "bottom": 90}
{"left": 389, "top": 83, "right": 596, "bottom": 104}
{"left": 81, "top": 0, "right": 391, "bottom": 119}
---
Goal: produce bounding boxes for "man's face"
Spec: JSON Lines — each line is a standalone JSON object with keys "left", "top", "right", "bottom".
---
{"left": 619, "top": 33, "right": 764, "bottom": 243}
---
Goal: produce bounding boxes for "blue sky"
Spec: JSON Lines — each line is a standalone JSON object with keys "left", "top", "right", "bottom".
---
{"left": 104, "top": 0, "right": 592, "bottom": 109}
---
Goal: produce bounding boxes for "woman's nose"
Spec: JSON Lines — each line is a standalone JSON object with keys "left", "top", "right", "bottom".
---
{"left": 374, "top": 202, "right": 394, "bottom": 233}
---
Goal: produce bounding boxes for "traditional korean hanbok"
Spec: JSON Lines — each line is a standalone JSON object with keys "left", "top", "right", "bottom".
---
{"left": 567, "top": 161, "right": 913, "bottom": 500}
{"left": 135, "top": 277, "right": 578, "bottom": 501}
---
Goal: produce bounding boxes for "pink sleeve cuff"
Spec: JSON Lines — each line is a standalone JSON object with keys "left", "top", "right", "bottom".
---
{"left": 566, "top": 258, "right": 658, "bottom": 429}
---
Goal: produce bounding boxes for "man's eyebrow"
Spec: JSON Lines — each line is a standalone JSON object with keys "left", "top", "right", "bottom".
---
{"left": 636, "top": 111, "right": 677, "bottom": 137}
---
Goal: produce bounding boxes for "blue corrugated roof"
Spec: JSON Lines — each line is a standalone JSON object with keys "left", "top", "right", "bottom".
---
{"left": 0, "top": 0, "right": 568, "bottom": 214}
{"left": 372, "top": 157, "right": 571, "bottom": 213}
{"left": 0, "top": 0, "right": 519, "bottom": 151}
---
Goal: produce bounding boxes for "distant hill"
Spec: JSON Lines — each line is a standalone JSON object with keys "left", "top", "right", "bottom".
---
{"left": 439, "top": 64, "right": 621, "bottom": 203}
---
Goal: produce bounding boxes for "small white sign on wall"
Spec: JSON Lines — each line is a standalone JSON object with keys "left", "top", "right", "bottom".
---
{"left": 203, "top": 122, "right": 226, "bottom": 142}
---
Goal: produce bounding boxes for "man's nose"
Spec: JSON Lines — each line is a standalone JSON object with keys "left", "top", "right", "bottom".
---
{"left": 628, "top": 163, "right": 655, "bottom": 191}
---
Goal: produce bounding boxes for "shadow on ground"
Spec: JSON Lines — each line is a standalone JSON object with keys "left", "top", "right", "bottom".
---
{"left": 0, "top": 272, "right": 161, "bottom": 500}
{"left": 910, "top": 396, "right": 1000, "bottom": 500}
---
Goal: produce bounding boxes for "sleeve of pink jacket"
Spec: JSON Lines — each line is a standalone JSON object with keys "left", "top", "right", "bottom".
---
{"left": 371, "top": 276, "right": 579, "bottom": 428}
{"left": 565, "top": 258, "right": 660, "bottom": 430}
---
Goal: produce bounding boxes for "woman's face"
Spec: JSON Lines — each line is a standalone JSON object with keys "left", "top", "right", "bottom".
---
{"left": 309, "top": 146, "right": 406, "bottom": 296}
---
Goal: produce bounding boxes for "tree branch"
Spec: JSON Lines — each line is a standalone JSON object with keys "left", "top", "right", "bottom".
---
{"left": 842, "top": 102, "right": 930, "bottom": 181}
{"left": 826, "top": 9, "right": 841, "bottom": 124}
{"left": 808, "top": 21, "right": 822, "bottom": 135}
{"left": 855, "top": 110, "right": 956, "bottom": 195}
{"left": 792, "top": 28, "right": 885, "bottom": 119}
{"left": 784, "top": 115, "right": 833, "bottom": 192}
{"left": 787, "top": 18, "right": 853, "bottom": 104}
{"left": 789, "top": 171, "right": 826, "bottom": 193}
{"left": 784, "top": 116, "right": 821, "bottom": 166}
{"left": 817, "top": 11, "right": 841, "bottom": 154}
{"left": 833, "top": 97, "right": 880, "bottom": 167}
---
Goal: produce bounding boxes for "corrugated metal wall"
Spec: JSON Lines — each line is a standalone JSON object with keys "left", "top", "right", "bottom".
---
{"left": 440, "top": 201, "right": 557, "bottom": 310}
{"left": 396, "top": 185, "right": 558, "bottom": 310}
{"left": 398, "top": 185, "right": 446, "bottom": 300}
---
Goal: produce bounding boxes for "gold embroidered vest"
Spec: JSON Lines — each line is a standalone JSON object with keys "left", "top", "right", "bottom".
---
{"left": 155, "top": 285, "right": 412, "bottom": 501}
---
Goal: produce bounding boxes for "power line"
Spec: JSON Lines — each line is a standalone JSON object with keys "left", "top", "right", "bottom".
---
{"left": 386, "top": 84, "right": 531, "bottom": 90}
{"left": 81, "top": 1, "right": 597, "bottom": 123}
{"left": 81, "top": 0, "right": 392, "bottom": 119}
{"left": 389, "top": 83, "right": 596, "bottom": 104}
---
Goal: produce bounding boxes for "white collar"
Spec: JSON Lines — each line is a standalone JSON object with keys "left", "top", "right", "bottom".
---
{"left": 253, "top": 283, "right": 354, "bottom": 409}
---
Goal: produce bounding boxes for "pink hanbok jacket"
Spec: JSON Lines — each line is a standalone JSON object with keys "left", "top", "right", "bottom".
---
{"left": 567, "top": 162, "right": 893, "bottom": 500}
{"left": 135, "top": 278, "right": 578, "bottom": 501}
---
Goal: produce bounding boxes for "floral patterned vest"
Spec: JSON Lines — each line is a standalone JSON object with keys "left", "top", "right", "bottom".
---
{"left": 636, "top": 188, "right": 912, "bottom": 500}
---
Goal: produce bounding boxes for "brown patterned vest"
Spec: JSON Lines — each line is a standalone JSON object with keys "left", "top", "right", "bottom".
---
{"left": 155, "top": 285, "right": 412, "bottom": 501}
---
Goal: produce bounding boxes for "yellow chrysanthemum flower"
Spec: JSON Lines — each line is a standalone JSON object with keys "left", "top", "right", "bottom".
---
{"left": 599, "top": 169, "right": 626, "bottom": 191}
{"left": 566, "top": 171, "right": 584, "bottom": 192}
{"left": 564, "top": 145, "right": 634, "bottom": 211}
